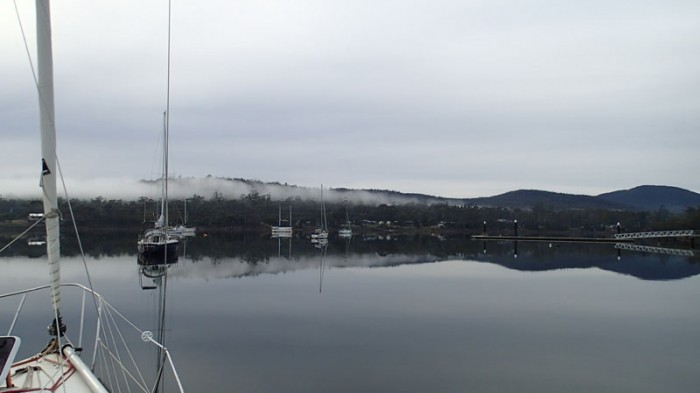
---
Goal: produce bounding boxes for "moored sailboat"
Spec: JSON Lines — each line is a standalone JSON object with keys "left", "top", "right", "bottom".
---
{"left": 338, "top": 205, "right": 352, "bottom": 238}
{"left": 271, "top": 205, "right": 293, "bottom": 237}
{"left": 311, "top": 185, "right": 329, "bottom": 241}
{"left": 169, "top": 199, "right": 197, "bottom": 238}
{"left": 137, "top": 114, "right": 179, "bottom": 259}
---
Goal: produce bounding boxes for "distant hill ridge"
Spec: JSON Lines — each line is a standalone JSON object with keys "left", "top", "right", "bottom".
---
{"left": 467, "top": 189, "right": 621, "bottom": 210}
{"left": 198, "top": 179, "right": 699, "bottom": 212}
{"left": 596, "top": 185, "right": 700, "bottom": 212}
{"left": 465, "top": 185, "right": 700, "bottom": 212}
{"left": 338, "top": 184, "right": 699, "bottom": 212}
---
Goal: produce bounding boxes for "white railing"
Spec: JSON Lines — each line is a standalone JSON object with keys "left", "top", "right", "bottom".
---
{"left": 1, "top": 283, "right": 185, "bottom": 393}
{"left": 614, "top": 243, "right": 696, "bottom": 257}
{"left": 614, "top": 230, "right": 696, "bottom": 240}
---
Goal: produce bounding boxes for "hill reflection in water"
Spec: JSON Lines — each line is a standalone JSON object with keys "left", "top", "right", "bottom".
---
{"left": 1, "top": 230, "right": 697, "bottom": 281}
{"left": 4, "top": 231, "right": 693, "bottom": 281}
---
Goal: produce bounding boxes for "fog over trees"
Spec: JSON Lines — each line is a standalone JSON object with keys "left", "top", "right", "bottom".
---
{"left": 2, "top": 191, "right": 699, "bottom": 235}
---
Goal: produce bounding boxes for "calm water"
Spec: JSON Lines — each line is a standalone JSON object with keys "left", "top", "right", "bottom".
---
{"left": 2, "top": 234, "right": 700, "bottom": 392}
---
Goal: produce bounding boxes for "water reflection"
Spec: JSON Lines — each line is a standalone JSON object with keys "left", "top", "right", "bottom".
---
{"left": 138, "top": 256, "right": 173, "bottom": 288}
{"left": 2, "top": 232, "right": 698, "bottom": 282}
{"left": 477, "top": 239, "right": 700, "bottom": 281}
{"left": 136, "top": 257, "right": 173, "bottom": 393}
{"left": 3, "top": 232, "right": 700, "bottom": 393}
{"left": 272, "top": 233, "right": 293, "bottom": 259}
{"left": 314, "top": 239, "right": 328, "bottom": 293}
{"left": 614, "top": 242, "right": 696, "bottom": 257}
{"left": 131, "top": 235, "right": 700, "bottom": 282}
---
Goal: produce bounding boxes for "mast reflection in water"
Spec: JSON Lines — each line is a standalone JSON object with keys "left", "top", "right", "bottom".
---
{"left": 137, "top": 254, "right": 175, "bottom": 393}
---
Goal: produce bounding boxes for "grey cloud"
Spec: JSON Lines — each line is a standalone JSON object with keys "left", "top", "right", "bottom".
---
{"left": 2, "top": 0, "right": 699, "bottom": 199}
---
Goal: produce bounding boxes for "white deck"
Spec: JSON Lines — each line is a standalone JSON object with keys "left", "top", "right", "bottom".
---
{"left": 6, "top": 347, "right": 106, "bottom": 393}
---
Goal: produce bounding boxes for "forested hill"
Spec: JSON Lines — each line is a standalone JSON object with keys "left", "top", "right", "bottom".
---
{"left": 2, "top": 176, "right": 699, "bottom": 212}
{"left": 466, "top": 190, "right": 629, "bottom": 211}
{"left": 463, "top": 186, "right": 700, "bottom": 212}
{"left": 2, "top": 182, "right": 700, "bottom": 234}
{"left": 353, "top": 185, "right": 700, "bottom": 212}
{"left": 160, "top": 178, "right": 699, "bottom": 212}
{"left": 596, "top": 185, "right": 700, "bottom": 212}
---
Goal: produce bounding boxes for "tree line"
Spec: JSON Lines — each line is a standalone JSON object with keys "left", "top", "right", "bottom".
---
{"left": 1, "top": 192, "right": 699, "bottom": 235}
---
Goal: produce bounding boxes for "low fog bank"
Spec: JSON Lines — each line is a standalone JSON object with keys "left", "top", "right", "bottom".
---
{"left": 1, "top": 176, "right": 461, "bottom": 206}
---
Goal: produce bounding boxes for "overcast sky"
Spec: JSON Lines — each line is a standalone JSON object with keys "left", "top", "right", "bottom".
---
{"left": 2, "top": 0, "right": 699, "bottom": 200}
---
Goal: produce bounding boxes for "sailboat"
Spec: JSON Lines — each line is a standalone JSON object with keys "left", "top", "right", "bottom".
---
{"left": 338, "top": 205, "right": 352, "bottom": 238}
{"left": 311, "top": 185, "right": 329, "bottom": 241}
{"left": 169, "top": 199, "right": 196, "bottom": 238}
{"left": 137, "top": 111, "right": 179, "bottom": 259}
{"left": 271, "top": 205, "right": 293, "bottom": 237}
{"left": 0, "top": 2, "right": 184, "bottom": 392}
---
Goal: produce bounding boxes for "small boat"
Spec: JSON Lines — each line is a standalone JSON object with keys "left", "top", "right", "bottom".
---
{"left": 169, "top": 224, "right": 197, "bottom": 238}
{"left": 311, "top": 227, "right": 329, "bottom": 240}
{"left": 26, "top": 236, "right": 47, "bottom": 246}
{"left": 338, "top": 205, "right": 352, "bottom": 238}
{"left": 272, "top": 230, "right": 293, "bottom": 238}
{"left": 311, "top": 185, "right": 329, "bottom": 240}
{"left": 169, "top": 198, "right": 196, "bottom": 238}
{"left": 271, "top": 205, "right": 293, "bottom": 236}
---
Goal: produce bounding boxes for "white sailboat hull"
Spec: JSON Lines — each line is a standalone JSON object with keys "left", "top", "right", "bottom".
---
{"left": 311, "top": 231, "right": 328, "bottom": 239}
{"left": 168, "top": 225, "right": 197, "bottom": 238}
{"left": 271, "top": 205, "right": 293, "bottom": 236}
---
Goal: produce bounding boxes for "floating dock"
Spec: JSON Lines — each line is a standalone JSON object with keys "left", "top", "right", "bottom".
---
{"left": 471, "top": 235, "right": 634, "bottom": 243}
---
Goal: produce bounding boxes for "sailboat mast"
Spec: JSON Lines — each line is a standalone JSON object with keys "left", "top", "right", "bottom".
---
{"left": 159, "top": 112, "right": 167, "bottom": 226}
{"left": 321, "top": 185, "right": 327, "bottom": 231}
{"left": 37, "top": 0, "right": 62, "bottom": 320}
{"left": 163, "top": 0, "right": 173, "bottom": 233}
{"left": 163, "top": 112, "right": 169, "bottom": 230}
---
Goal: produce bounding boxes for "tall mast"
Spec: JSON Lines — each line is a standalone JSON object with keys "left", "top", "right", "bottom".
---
{"left": 159, "top": 111, "right": 167, "bottom": 227}
{"left": 321, "top": 185, "right": 327, "bottom": 231}
{"left": 37, "top": 0, "right": 62, "bottom": 325}
{"left": 164, "top": 0, "right": 172, "bottom": 232}
{"left": 163, "top": 110, "right": 169, "bottom": 230}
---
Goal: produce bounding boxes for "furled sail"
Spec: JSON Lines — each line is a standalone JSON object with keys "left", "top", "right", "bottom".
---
{"left": 37, "top": 0, "right": 62, "bottom": 320}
